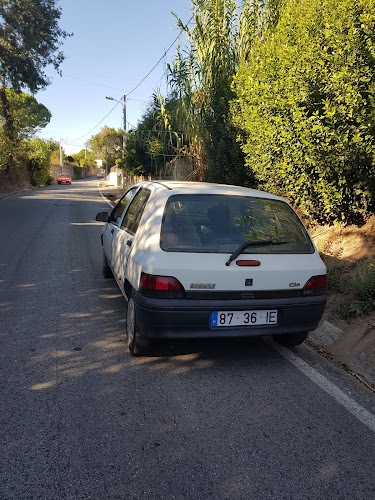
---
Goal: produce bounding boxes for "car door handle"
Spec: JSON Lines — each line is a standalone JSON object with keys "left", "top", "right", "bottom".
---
{"left": 126, "top": 239, "right": 132, "bottom": 247}
{"left": 111, "top": 228, "right": 114, "bottom": 234}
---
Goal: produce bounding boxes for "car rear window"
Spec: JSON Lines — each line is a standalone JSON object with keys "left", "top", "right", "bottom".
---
{"left": 161, "top": 194, "right": 314, "bottom": 254}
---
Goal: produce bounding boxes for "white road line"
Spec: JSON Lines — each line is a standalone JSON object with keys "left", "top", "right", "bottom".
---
{"left": 269, "top": 340, "right": 375, "bottom": 434}
{"left": 98, "top": 182, "right": 114, "bottom": 208}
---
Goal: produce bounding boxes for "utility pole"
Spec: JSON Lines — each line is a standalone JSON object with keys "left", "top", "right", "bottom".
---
{"left": 84, "top": 148, "right": 87, "bottom": 178}
{"left": 59, "top": 139, "right": 63, "bottom": 172}
{"left": 106, "top": 95, "right": 127, "bottom": 152}
{"left": 122, "top": 95, "right": 127, "bottom": 152}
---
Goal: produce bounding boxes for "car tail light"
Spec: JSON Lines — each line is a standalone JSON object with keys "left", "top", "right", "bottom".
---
{"left": 303, "top": 275, "right": 327, "bottom": 296}
{"left": 139, "top": 273, "right": 185, "bottom": 298}
{"left": 236, "top": 260, "right": 261, "bottom": 266}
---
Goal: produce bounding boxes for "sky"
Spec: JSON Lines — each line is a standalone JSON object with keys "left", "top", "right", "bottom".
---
{"left": 36, "top": 0, "right": 192, "bottom": 155}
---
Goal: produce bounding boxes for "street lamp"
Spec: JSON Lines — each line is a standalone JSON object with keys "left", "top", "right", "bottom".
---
{"left": 106, "top": 95, "right": 127, "bottom": 152}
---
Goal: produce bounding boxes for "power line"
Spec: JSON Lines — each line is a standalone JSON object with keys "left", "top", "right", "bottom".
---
{"left": 126, "top": 15, "right": 193, "bottom": 97}
{"left": 66, "top": 17, "right": 192, "bottom": 143}
{"left": 126, "top": 35, "right": 180, "bottom": 97}
{"left": 62, "top": 73, "right": 126, "bottom": 92}
{"left": 68, "top": 100, "right": 120, "bottom": 141}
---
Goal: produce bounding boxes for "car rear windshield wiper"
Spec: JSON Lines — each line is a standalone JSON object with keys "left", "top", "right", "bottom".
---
{"left": 225, "top": 240, "right": 290, "bottom": 266}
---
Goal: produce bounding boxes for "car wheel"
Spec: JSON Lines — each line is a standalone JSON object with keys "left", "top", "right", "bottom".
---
{"left": 102, "top": 252, "right": 114, "bottom": 279}
{"left": 274, "top": 332, "right": 309, "bottom": 347}
{"left": 126, "top": 296, "right": 151, "bottom": 356}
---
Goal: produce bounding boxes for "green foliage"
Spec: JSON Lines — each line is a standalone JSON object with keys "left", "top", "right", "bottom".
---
{"left": 0, "top": 0, "right": 70, "bottom": 93}
{"left": 123, "top": 96, "right": 180, "bottom": 175}
{"left": 0, "top": 0, "right": 69, "bottom": 178}
{"left": 26, "top": 138, "right": 53, "bottom": 186}
{"left": 71, "top": 149, "right": 96, "bottom": 168}
{"left": 328, "top": 261, "right": 375, "bottom": 318}
{"left": 232, "top": 0, "right": 375, "bottom": 224}
{"left": 352, "top": 264, "right": 375, "bottom": 313}
{"left": 169, "top": 0, "right": 270, "bottom": 185}
{"left": 86, "top": 126, "right": 122, "bottom": 170}
{"left": 327, "top": 266, "right": 349, "bottom": 293}
{"left": 73, "top": 165, "right": 83, "bottom": 178}
{"left": 0, "top": 90, "right": 52, "bottom": 173}
{"left": 3, "top": 89, "right": 51, "bottom": 139}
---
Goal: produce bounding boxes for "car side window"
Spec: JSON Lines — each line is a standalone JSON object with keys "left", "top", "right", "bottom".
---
{"left": 109, "top": 187, "right": 138, "bottom": 225}
{"left": 121, "top": 188, "right": 151, "bottom": 235}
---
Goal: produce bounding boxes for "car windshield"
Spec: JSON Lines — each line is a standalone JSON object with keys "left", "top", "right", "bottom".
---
{"left": 161, "top": 194, "right": 314, "bottom": 254}
{"left": 60, "top": 173, "right": 69, "bottom": 177}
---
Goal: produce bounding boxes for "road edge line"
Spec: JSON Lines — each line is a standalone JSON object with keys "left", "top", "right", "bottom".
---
{"left": 268, "top": 339, "right": 375, "bottom": 434}
{"left": 98, "top": 182, "right": 114, "bottom": 208}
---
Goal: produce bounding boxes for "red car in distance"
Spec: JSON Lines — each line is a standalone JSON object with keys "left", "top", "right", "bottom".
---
{"left": 57, "top": 173, "right": 72, "bottom": 185}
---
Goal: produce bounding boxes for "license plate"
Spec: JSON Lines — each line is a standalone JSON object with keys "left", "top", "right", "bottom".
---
{"left": 211, "top": 310, "right": 278, "bottom": 327}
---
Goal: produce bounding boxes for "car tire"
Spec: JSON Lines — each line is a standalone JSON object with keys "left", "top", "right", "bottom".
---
{"left": 102, "top": 252, "right": 114, "bottom": 279}
{"left": 274, "top": 332, "right": 309, "bottom": 346}
{"left": 126, "top": 296, "right": 151, "bottom": 356}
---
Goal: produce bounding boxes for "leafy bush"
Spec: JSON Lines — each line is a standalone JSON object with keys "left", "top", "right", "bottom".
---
{"left": 329, "top": 260, "right": 375, "bottom": 318}
{"left": 352, "top": 264, "right": 375, "bottom": 313}
{"left": 232, "top": 0, "right": 375, "bottom": 224}
{"left": 27, "top": 138, "right": 53, "bottom": 186}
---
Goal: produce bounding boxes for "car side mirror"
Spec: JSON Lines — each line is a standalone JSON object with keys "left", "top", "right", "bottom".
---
{"left": 96, "top": 211, "right": 109, "bottom": 222}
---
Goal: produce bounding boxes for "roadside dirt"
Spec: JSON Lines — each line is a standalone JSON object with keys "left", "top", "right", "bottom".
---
{"left": 0, "top": 170, "right": 32, "bottom": 198}
{"left": 309, "top": 217, "right": 375, "bottom": 389}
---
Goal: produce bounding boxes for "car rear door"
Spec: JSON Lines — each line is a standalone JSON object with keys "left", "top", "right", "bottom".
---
{"left": 102, "top": 187, "right": 138, "bottom": 265}
{"left": 111, "top": 187, "right": 151, "bottom": 287}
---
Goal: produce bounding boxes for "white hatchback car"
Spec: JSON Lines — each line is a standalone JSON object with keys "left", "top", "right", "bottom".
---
{"left": 96, "top": 181, "right": 327, "bottom": 355}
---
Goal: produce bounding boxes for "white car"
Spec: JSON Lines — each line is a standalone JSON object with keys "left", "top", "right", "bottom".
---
{"left": 96, "top": 181, "right": 327, "bottom": 355}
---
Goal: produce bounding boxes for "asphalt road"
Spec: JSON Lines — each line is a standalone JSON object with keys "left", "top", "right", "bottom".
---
{"left": 1, "top": 178, "right": 374, "bottom": 500}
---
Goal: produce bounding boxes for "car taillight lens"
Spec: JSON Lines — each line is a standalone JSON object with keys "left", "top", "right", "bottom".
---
{"left": 303, "top": 275, "right": 327, "bottom": 296}
{"left": 139, "top": 273, "right": 185, "bottom": 298}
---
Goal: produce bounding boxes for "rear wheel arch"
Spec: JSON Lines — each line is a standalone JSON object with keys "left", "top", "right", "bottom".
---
{"left": 126, "top": 292, "right": 152, "bottom": 356}
{"left": 102, "top": 251, "right": 114, "bottom": 279}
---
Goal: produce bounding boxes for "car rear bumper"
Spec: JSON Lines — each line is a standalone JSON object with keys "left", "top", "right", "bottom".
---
{"left": 132, "top": 290, "right": 327, "bottom": 340}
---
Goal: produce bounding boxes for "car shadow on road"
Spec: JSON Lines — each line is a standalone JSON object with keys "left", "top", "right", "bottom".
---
{"left": 133, "top": 336, "right": 277, "bottom": 367}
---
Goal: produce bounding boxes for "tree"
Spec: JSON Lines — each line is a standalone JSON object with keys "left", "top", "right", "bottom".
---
{"left": 0, "top": 0, "right": 70, "bottom": 174}
{"left": 169, "top": 0, "right": 244, "bottom": 184}
{"left": 122, "top": 95, "right": 184, "bottom": 176}
{"left": 26, "top": 138, "right": 55, "bottom": 186}
{"left": 72, "top": 149, "right": 96, "bottom": 168}
{"left": 3, "top": 89, "right": 51, "bottom": 139}
{"left": 0, "top": 89, "right": 51, "bottom": 172}
{"left": 169, "top": 0, "right": 282, "bottom": 185}
{"left": 86, "top": 127, "right": 122, "bottom": 171}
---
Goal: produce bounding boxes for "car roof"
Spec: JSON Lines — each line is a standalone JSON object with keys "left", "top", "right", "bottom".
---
{"left": 139, "top": 180, "right": 284, "bottom": 201}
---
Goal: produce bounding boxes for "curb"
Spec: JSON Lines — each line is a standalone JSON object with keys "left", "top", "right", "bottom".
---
{"left": 308, "top": 321, "right": 375, "bottom": 390}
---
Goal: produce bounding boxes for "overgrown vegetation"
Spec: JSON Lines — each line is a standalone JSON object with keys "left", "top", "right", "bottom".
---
{"left": 326, "top": 260, "right": 375, "bottom": 319}
{"left": 232, "top": 0, "right": 375, "bottom": 224}
{"left": 0, "top": 0, "right": 69, "bottom": 185}
{"left": 2, "top": 0, "right": 375, "bottom": 229}
{"left": 121, "top": 0, "right": 375, "bottom": 227}
{"left": 26, "top": 138, "right": 56, "bottom": 186}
